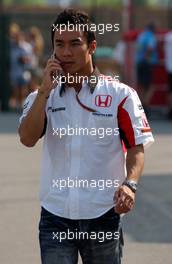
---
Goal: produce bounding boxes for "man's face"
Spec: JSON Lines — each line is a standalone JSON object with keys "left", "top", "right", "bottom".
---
{"left": 53, "top": 28, "right": 96, "bottom": 75}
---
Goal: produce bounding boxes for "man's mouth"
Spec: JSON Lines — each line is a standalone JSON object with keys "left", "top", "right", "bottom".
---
{"left": 61, "top": 62, "right": 74, "bottom": 66}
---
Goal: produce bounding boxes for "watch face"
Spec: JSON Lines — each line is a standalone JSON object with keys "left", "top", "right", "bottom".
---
{"left": 124, "top": 181, "right": 137, "bottom": 193}
{"left": 131, "top": 183, "right": 137, "bottom": 190}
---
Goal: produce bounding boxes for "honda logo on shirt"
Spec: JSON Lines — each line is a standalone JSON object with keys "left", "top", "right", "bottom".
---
{"left": 95, "top": 95, "right": 112, "bottom": 107}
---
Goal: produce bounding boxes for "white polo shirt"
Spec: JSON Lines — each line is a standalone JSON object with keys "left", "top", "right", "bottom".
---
{"left": 20, "top": 72, "right": 154, "bottom": 219}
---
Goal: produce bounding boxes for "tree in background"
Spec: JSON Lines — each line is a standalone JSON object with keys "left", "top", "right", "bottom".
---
{"left": 2, "top": 0, "right": 172, "bottom": 6}
{"left": 3, "top": 0, "right": 44, "bottom": 5}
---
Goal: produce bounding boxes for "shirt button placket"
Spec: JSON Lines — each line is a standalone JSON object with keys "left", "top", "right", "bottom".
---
{"left": 68, "top": 90, "right": 82, "bottom": 219}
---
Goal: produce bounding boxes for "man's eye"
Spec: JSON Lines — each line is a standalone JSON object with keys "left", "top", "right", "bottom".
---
{"left": 56, "top": 43, "right": 63, "bottom": 47}
{"left": 72, "top": 42, "right": 80, "bottom": 46}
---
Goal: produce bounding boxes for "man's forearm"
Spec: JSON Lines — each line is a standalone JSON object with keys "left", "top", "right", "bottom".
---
{"left": 114, "top": 144, "right": 144, "bottom": 214}
{"left": 18, "top": 91, "right": 48, "bottom": 147}
{"left": 126, "top": 144, "right": 144, "bottom": 183}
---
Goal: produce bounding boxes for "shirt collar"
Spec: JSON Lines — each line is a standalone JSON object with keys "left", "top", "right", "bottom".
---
{"left": 59, "top": 66, "right": 100, "bottom": 97}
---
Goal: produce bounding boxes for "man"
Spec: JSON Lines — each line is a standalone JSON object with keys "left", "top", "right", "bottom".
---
{"left": 135, "top": 23, "right": 158, "bottom": 113}
{"left": 164, "top": 31, "right": 172, "bottom": 119}
{"left": 9, "top": 23, "right": 32, "bottom": 110}
{"left": 18, "top": 9, "right": 154, "bottom": 264}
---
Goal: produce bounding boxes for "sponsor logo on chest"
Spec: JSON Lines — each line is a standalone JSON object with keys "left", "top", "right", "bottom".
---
{"left": 95, "top": 95, "right": 112, "bottom": 108}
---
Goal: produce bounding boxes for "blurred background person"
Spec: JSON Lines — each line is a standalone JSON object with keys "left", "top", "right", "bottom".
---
{"left": 135, "top": 23, "right": 158, "bottom": 114}
{"left": 113, "top": 37, "right": 126, "bottom": 82}
{"left": 9, "top": 23, "right": 32, "bottom": 110}
{"left": 27, "top": 26, "right": 44, "bottom": 70}
{"left": 164, "top": 30, "right": 172, "bottom": 120}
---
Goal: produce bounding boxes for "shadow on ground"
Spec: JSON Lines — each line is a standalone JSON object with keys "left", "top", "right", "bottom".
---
{"left": 123, "top": 174, "right": 172, "bottom": 243}
{"left": 0, "top": 113, "right": 20, "bottom": 133}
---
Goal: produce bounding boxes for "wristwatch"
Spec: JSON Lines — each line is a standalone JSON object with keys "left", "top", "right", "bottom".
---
{"left": 122, "top": 180, "right": 138, "bottom": 193}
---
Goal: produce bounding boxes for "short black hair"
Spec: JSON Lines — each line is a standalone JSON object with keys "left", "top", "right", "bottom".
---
{"left": 51, "top": 8, "right": 96, "bottom": 47}
{"left": 146, "top": 23, "right": 156, "bottom": 33}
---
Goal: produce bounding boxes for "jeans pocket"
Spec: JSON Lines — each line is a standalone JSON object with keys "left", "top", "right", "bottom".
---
{"left": 89, "top": 209, "right": 120, "bottom": 236}
{"left": 39, "top": 207, "right": 57, "bottom": 231}
{"left": 41, "top": 207, "right": 54, "bottom": 218}
{"left": 102, "top": 208, "right": 120, "bottom": 221}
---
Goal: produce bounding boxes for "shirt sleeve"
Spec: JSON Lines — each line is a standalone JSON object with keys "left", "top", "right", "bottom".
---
{"left": 19, "top": 90, "right": 38, "bottom": 124}
{"left": 117, "top": 87, "right": 154, "bottom": 149}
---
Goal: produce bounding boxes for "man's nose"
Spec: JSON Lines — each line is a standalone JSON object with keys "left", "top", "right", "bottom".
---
{"left": 63, "top": 46, "right": 72, "bottom": 56}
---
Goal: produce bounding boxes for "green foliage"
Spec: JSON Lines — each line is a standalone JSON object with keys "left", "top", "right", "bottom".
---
{"left": 82, "top": 0, "right": 172, "bottom": 7}
{"left": 134, "top": 0, "right": 148, "bottom": 6}
{"left": 80, "top": 0, "right": 121, "bottom": 7}
{"left": 3, "top": 0, "right": 172, "bottom": 7}
{"left": 4, "top": 0, "right": 44, "bottom": 5}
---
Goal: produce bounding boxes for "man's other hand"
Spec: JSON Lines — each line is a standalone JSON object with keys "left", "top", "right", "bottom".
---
{"left": 113, "top": 185, "right": 135, "bottom": 214}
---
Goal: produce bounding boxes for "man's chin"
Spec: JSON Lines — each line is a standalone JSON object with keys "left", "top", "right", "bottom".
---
{"left": 63, "top": 70, "right": 78, "bottom": 76}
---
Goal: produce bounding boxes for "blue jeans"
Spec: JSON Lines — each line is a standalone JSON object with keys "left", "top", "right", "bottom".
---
{"left": 39, "top": 207, "right": 124, "bottom": 264}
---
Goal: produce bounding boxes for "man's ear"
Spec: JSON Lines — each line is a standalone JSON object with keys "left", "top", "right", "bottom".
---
{"left": 89, "top": 40, "right": 97, "bottom": 55}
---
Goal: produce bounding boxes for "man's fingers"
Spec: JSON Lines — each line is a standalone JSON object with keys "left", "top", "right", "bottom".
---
{"left": 47, "top": 57, "right": 61, "bottom": 64}
{"left": 113, "top": 190, "right": 118, "bottom": 202}
{"left": 115, "top": 203, "right": 129, "bottom": 214}
{"left": 46, "top": 64, "right": 63, "bottom": 72}
{"left": 123, "top": 195, "right": 134, "bottom": 209}
{"left": 114, "top": 191, "right": 118, "bottom": 199}
{"left": 114, "top": 187, "right": 123, "bottom": 202}
{"left": 114, "top": 190, "right": 126, "bottom": 203}
{"left": 115, "top": 198, "right": 132, "bottom": 214}
{"left": 114, "top": 191, "right": 135, "bottom": 214}
{"left": 114, "top": 191, "right": 121, "bottom": 204}
{"left": 45, "top": 65, "right": 63, "bottom": 78}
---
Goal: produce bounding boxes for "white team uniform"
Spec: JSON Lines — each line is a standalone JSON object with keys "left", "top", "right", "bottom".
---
{"left": 20, "top": 73, "right": 154, "bottom": 220}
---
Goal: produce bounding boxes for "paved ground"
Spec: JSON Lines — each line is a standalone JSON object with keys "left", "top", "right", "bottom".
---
{"left": 0, "top": 113, "right": 172, "bottom": 264}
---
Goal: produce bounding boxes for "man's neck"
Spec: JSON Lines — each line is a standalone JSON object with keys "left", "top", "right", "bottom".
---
{"left": 66, "top": 63, "right": 94, "bottom": 93}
